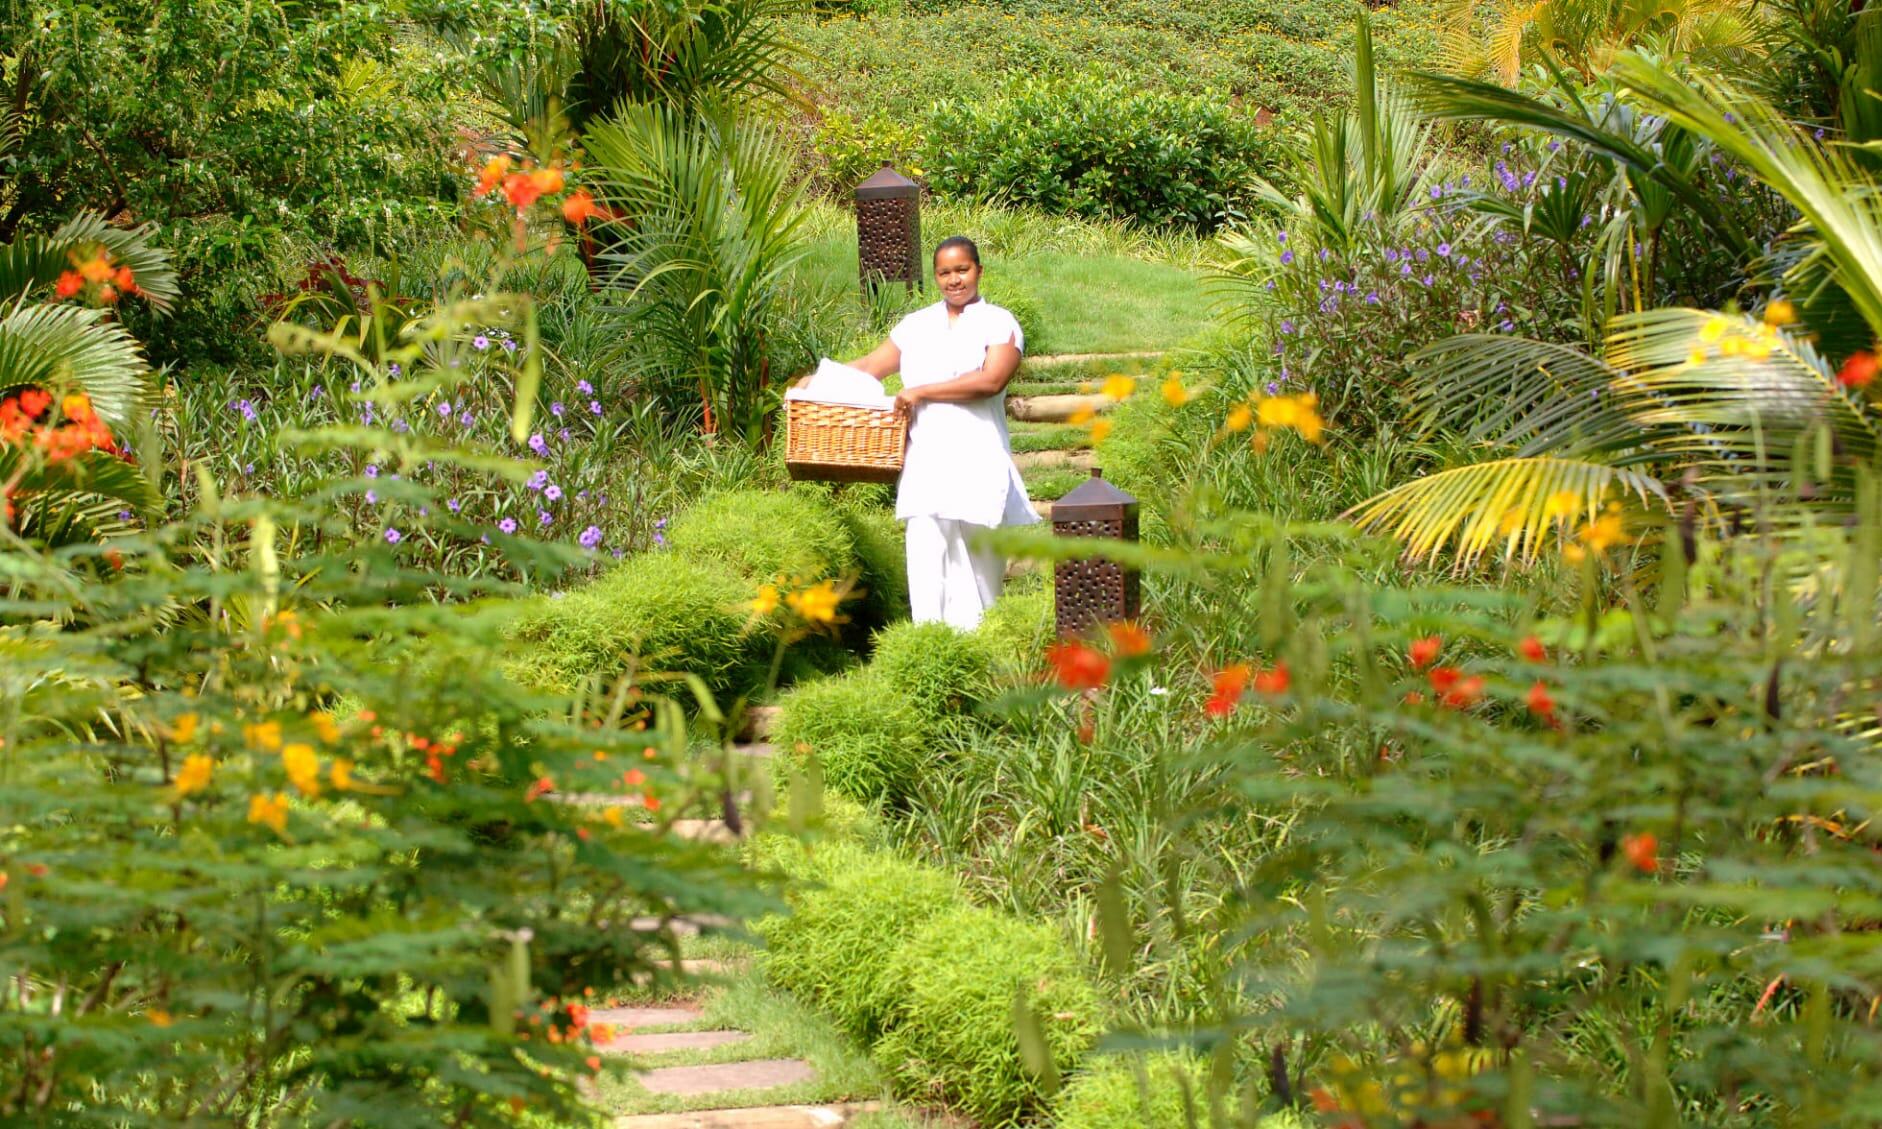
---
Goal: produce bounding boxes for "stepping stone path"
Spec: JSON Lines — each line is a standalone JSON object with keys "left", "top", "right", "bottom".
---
{"left": 595, "top": 1005, "right": 879, "bottom": 1128}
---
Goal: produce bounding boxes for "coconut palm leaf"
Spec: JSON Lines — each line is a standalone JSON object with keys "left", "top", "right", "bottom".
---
{"left": 1346, "top": 455, "right": 1669, "bottom": 568}
{"left": 0, "top": 445, "right": 161, "bottom": 547}
{"left": 0, "top": 302, "right": 154, "bottom": 428}
{"left": 1407, "top": 334, "right": 1645, "bottom": 456}
{"left": 0, "top": 213, "right": 180, "bottom": 313}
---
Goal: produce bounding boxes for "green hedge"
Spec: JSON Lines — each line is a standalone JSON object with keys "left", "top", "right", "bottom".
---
{"left": 503, "top": 552, "right": 769, "bottom": 699}
{"left": 976, "top": 584, "right": 1054, "bottom": 679}
{"left": 756, "top": 839, "right": 963, "bottom": 1039}
{"left": 870, "top": 620, "right": 996, "bottom": 721}
{"left": 770, "top": 669, "right": 928, "bottom": 804}
{"left": 668, "top": 488, "right": 858, "bottom": 584}
{"left": 875, "top": 904, "right": 1101, "bottom": 1125}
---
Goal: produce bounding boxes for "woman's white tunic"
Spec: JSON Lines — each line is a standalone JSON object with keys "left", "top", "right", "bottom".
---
{"left": 891, "top": 300, "right": 1040, "bottom": 528}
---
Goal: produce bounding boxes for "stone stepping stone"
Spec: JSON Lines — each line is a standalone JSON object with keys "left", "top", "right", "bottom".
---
{"left": 592, "top": 1004, "right": 703, "bottom": 1030}
{"left": 607, "top": 1029, "right": 751, "bottom": 1055}
{"left": 737, "top": 707, "right": 781, "bottom": 742}
{"left": 613, "top": 1104, "right": 882, "bottom": 1128}
{"left": 629, "top": 913, "right": 738, "bottom": 938}
{"left": 1007, "top": 393, "right": 1114, "bottom": 423}
{"left": 636, "top": 1058, "right": 816, "bottom": 1097}
{"left": 733, "top": 742, "right": 773, "bottom": 759}
{"left": 1014, "top": 448, "right": 1097, "bottom": 471}
{"left": 1028, "top": 350, "right": 1165, "bottom": 366}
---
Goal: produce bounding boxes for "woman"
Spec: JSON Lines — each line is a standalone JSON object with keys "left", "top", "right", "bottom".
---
{"left": 844, "top": 236, "right": 1037, "bottom": 629}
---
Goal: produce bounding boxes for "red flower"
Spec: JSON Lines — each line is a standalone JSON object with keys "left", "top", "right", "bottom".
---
{"left": 1518, "top": 634, "right": 1547, "bottom": 662}
{"left": 1622, "top": 832, "right": 1659, "bottom": 874}
{"left": 1440, "top": 673, "right": 1485, "bottom": 709}
{"left": 1426, "top": 665, "right": 1462, "bottom": 694}
{"left": 1045, "top": 642, "right": 1110, "bottom": 691}
{"left": 472, "top": 155, "right": 512, "bottom": 198}
{"left": 1526, "top": 679, "right": 1556, "bottom": 721}
{"left": 1106, "top": 620, "right": 1152, "bottom": 657}
{"left": 1839, "top": 351, "right": 1878, "bottom": 388}
{"left": 113, "top": 265, "right": 137, "bottom": 292}
{"left": 1408, "top": 635, "right": 1441, "bottom": 670}
{"left": 54, "top": 271, "right": 83, "bottom": 299}
{"left": 525, "top": 776, "right": 556, "bottom": 802}
{"left": 18, "top": 389, "right": 50, "bottom": 419}
{"left": 1253, "top": 662, "right": 1291, "bottom": 695}
{"left": 562, "top": 189, "right": 602, "bottom": 226}
{"left": 1206, "top": 663, "right": 1252, "bottom": 717}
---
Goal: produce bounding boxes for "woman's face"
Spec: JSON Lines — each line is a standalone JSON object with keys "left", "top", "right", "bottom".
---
{"left": 933, "top": 246, "right": 982, "bottom": 307}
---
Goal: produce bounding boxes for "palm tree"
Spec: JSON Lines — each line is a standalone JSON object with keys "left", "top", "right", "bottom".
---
{"left": 1437, "top": 0, "right": 1766, "bottom": 86}
{"left": 1349, "top": 56, "right": 1882, "bottom": 566}
{"left": 1, "top": 213, "right": 175, "bottom": 546}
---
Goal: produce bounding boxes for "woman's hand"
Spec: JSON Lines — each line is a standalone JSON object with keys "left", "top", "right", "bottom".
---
{"left": 893, "top": 385, "right": 925, "bottom": 414}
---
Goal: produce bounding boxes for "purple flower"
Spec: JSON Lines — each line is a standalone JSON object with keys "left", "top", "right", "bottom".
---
{"left": 233, "top": 398, "right": 257, "bottom": 422}
{"left": 1430, "top": 185, "right": 1442, "bottom": 199}
{"left": 499, "top": 517, "right": 518, "bottom": 534}
{"left": 612, "top": 547, "right": 625, "bottom": 559}
{"left": 1384, "top": 248, "right": 1399, "bottom": 263}
{"left": 653, "top": 532, "right": 667, "bottom": 548}
{"left": 528, "top": 470, "right": 549, "bottom": 491}
{"left": 351, "top": 380, "right": 363, "bottom": 393}
{"left": 1279, "top": 319, "right": 1295, "bottom": 335}
{"left": 1264, "top": 381, "right": 1280, "bottom": 395}
{"left": 1547, "top": 139, "right": 1562, "bottom": 152}
{"left": 538, "top": 510, "right": 553, "bottom": 527}
{"left": 309, "top": 384, "right": 324, "bottom": 399}
{"left": 1277, "top": 231, "right": 1288, "bottom": 244}
{"left": 448, "top": 498, "right": 462, "bottom": 513}
{"left": 551, "top": 401, "right": 565, "bottom": 417}
{"left": 365, "top": 464, "right": 380, "bottom": 478}
{"left": 1401, "top": 262, "right": 1414, "bottom": 276}
{"left": 1318, "top": 248, "right": 1330, "bottom": 261}
{"left": 577, "top": 379, "right": 594, "bottom": 394}
{"left": 385, "top": 527, "right": 402, "bottom": 544}
{"left": 481, "top": 534, "right": 491, "bottom": 545}
{"left": 1415, "top": 248, "right": 1429, "bottom": 262}
{"left": 545, "top": 483, "right": 563, "bottom": 502}
{"left": 438, "top": 401, "right": 453, "bottom": 418}
{"left": 418, "top": 506, "right": 429, "bottom": 517}
{"left": 244, "top": 463, "right": 255, "bottom": 476}
{"left": 653, "top": 517, "right": 666, "bottom": 529}
{"left": 365, "top": 490, "right": 378, "bottom": 504}
{"left": 579, "top": 525, "right": 603, "bottom": 549}
{"left": 1280, "top": 249, "right": 1294, "bottom": 265}
{"left": 589, "top": 400, "right": 603, "bottom": 415}
{"left": 503, "top": 338, "right": 518, "bottom": 353}
{"left": 473, "top": 335, "right": 491, "bottom": 351}
{"left": 1421, "top": 274, "right": 1435, "bottom": 287}
{"left": 1365, "top": 291, "right": 1380, "bottom": 305}
{"left": 1499, "top": 319, "right": 1515, "bottom": 331}
{"left": 388, "top": 363, "right": 402, "bottom": 377}
{"left": 1815, "top": 127, "right": 1827, "bottom": 141}
{"left": 559, "top": 427, "right": 571, "bottom": 442}
{"left": 1436, "top": 243, "right": 1451, "bottom": 258}
{"left": 460, "top": 410, "right": 475, "bottom": 428}
{"left": 528, "top": 433, "right": 547, "bottom": 455}
{"left": 391, "top": 419, "right": 410, "bottom": 434}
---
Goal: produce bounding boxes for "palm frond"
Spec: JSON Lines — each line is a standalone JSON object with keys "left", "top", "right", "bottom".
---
{"left": 0, "top": 446, "right": 161, "bottom": 548}
{"left": 0, "top": 213, "right": 180, "bottom": 312}
{"left": 0, "top": 302, "right": 155, "bottom": 428}
{"left": 1406, "top": 334, "right": 1641, "bottom": 455}
{"left": 1346, "top": 455, "right": 1669, "bottom": 568}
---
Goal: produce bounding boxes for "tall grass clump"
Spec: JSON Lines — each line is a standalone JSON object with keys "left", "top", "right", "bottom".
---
{"left": 667, "top": 487, "right": 859, "bottom": 583}
{"left": 869, "top": 620, "right": 996, "bottom": 722}
{"left": 769, "top": 669, "right": 928, "bottom": 804}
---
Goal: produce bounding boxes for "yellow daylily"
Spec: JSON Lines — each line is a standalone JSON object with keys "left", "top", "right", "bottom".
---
{"left": 282, "top": 743, "right": 320, "bottom": 797}
{"left": 247, "top": 792, "right": 290, "bottom": 834}
{"left": 174, "top": 754, "right": 214, "bottom": 798}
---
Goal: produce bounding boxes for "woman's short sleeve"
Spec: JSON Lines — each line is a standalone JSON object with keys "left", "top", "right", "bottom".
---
{"left": 990, "top": 307, "right": 1024, "bottom": 355}
{"left": 889, "top": 310, "right": 922, "bottom": 354}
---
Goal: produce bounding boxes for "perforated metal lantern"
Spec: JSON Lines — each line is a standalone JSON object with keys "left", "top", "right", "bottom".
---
{"left": 1052, "top": 468, "right": 1141, "bottom": 638}
{"left": 855, "top": 163, "right": 922, "bottom": 296}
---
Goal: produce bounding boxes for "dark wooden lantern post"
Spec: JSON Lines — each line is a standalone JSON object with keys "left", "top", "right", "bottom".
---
{"left": 855, "top": 163, "right": 922, "bottom": 297}
{"left": 1052, "top": 468, "right": 1141, "bottom": 637}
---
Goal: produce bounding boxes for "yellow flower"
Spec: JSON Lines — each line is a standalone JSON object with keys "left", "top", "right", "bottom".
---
{"left": 1699, "top": 316, "right": 1730, "bottom": 342}
{"left": 1160, "top": 374, "right": 1191, "bottom": 407}
{"left": 174, "top": 754, "right": 214, "bottom": 798}
{"left": 1562, "top": 542, "right": 1589, "bottom": 564}
{"left": 601, "top": 806, "right": 625, "bottom": 828}
{"left": 148, "top": 1009, "right": 173, "bottom": 1028}
{"left": 1720, "top": 335, "right": 1745, "bottom": 357}
{"left": 1224, "top": 404, "right": 1253, "bottom": 432}
{"left": 247, "top": 792, "right": 290, "bottom": 834}
{"left": 1068, "top": 406, "right": 1096, "bottom": 426}
{"left": 1099, "top": 374, "right": 1136, "bottom": 401}
{"left": 1763, "top": 299, "right": 1796, "bottom": 326}
{"left": 785, "top": 579, "right": 842, "bottom": 624}
{"left": 1254, "top": 393, "right": 1325, "bottom": 443}
{"left": 749, "top": 583, "right": 780, "bottom": 617}
{"left": 282, "top": 743, "right": 321, "bottom": 797}
{"left": 330, "top": 758, "right": 355, "bottom": 792}
{"left": 1578, "top": 508, "right": 1627, "bottom": 554}
{"left": 243, "top": 720, "right": 282, "bottom": 752}
{"left": 309, "top": 712, "right": 340, "bottom": 745}
{"left": 1686, "top": 347, "right": 1708, "bottom": 366}
{"left": 168, "top": 712, "right": 199, "bottom": 744}
{"left": 1543, "top": 490, "right": 1581, "bottom": 520}
{"left": 1089, "top": 418, "right": 1114, "bottom": 443}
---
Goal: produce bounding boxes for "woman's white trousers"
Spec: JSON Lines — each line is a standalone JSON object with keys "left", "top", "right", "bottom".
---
{"left": 905, "top": 516, "right": 1002, "bottom": 630}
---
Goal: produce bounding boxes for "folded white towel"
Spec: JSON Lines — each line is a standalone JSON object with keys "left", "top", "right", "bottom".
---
{"left": 784, "top": 358, "right": 896, "bottom": 411}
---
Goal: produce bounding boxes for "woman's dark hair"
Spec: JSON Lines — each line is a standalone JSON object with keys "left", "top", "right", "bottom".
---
{"left": 934, "top": 235, "right": 981, "bottom": 266}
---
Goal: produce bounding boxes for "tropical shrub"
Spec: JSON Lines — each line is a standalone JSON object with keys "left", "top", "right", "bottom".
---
{"left": 869, "top": 620, "right": 995, "bottom": 720}
{"left": 504, "top": 551, "right": 772, "bottom": 698}
{"left": 925, "top": 74, "right": 1273, "bottom": 230}
{"left": 668, "top": 487, "right": 858, "bottom": 584}
{"left": 1051, "top": 1053, "right": 1220, "bottom": 1129}
{"left": 875, "top": 904, "right": 1102, "bottom": 1125}
{"left": 770, "top": 669, "right": 928, "bottom": 804}
{"left": 756, "top": 839, "right": 962, "bottom": 1038}
{"left": 829, "top": 492, "right": 908, "bottom": 633}
{"left": 974, "top": 584, "right": 1054, "bottom": 679}
{"left": 812, "top": 110, "right": 927, "bottom": 191}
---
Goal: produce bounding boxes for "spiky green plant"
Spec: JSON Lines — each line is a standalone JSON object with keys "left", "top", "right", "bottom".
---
{"left": 1436, "top": 0, "right": 1765, "bottom": 85}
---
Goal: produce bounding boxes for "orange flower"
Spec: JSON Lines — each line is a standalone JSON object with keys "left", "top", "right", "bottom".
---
{"left": 641, "top": 792, "right": 661, "bottom": 812}
{"left": 113, "top": 265, "right": 136, "bottom": 292}
{"left": 1622, "top": 832, "right": 1659, "bottom": 874}
{"left": 526, "top": 776, "right": 556, "bottom": 802}
{"left": 62, "top": 393, "right": 94, "bottom": 424}
{"left": 54, "top": 271, "right": 82, "bottom": 299}
{"left": 473, "top": 155, "right": 512, "bottom": 198}
{"left": 1106, "top": 621, "right": 1152, "bottom": 657}
{"left": 562, "top": 189, "right": 602, "bottom": 226}
{"left": 1426, "top": 666, "right": 1461, "bottom": 694}
{"left": 1839, "top": 351, "right": 1878, "bottom": 389}
{"left": 1525, "top": 680, "right": 1556, "bottom": 722}
{"left": 530, "top": 165, "right": 565, "bottom": 195}
{"left": 1408, "top": 635, "right": 1441, "bottom": 670}
{"left": 76, "top": 254, "right": 113, "bottom": 283}
{"left": 1206, "top": 663, "right": 1252, "bottom": 717}
{"left": 1442, "top": 675, "right": 1485, "bottom": 709}
{"left": 174, "top": 753, "right": 214, "bottom": 798}
{"left": 1253, "top": 662, "right": 1291, "bottom": 695}
{"left": 246, "top": 792, "right": 290, "bottom": 835}
{"left": 1045, "top": 641, "right": 1110, "bottom": 691}
{"left": 1518, "top": 635, "right": 1546, "bottom": 662}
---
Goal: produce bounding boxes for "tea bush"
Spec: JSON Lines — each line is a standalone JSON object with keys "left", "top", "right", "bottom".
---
{"left": 769, "top": 669, "right": 928, "bottom": 804}
{"left": 875, "top": 903, "right": 1102, "bottom": 1125}
{"left": 504, "top": 551, "right": 772, "bottom": 698}
{"left": 667, "top": 488, "right": 859, "bottom": 584}
{"left": 925, "top": 74, "right": 1273, "bottom": 230}
{"left": 870, "top": 620, "right": 996, "bottom": 721}
{"left": 756, "top": 839, "right": 963, "bottom": 1038}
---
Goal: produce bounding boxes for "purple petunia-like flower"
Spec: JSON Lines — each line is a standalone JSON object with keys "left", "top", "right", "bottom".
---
{"left": 579, "top": 525, "right": 603, "bottom": 549}
{"left": 365, "top": 490, "right": 378, "bottom": 505}
{"left": 528, "top": 470, "right": 549, "bottom": 491}
{"left": 1436, "top": 243, "right": 1451, "bottom": 258}
{"left": 438, "top": 401, "right": 453, "bottom": 418}
{"left": 551, "top": 401, "right": 565, "bottom": 418}
{"left": 365, "top": 464, "right": 380, "bottom": 478}
{"left": 473, "top": 335, "right": 491, "bottom": 351}
{"left": 1279, "top": 319, "right": 1295, "bottom": 335}
{"left": 538, "top": 510, "right": 553, "bottom": 527}
{"left": 385, "top": 528, "right": 402, "bottom": 544}
{"left": 448, "top": 498, "right": 462, "bottom": 513}
{"left": 1365, "top": 291, "right": 1380, "bottom": 305}
{"left": 234, "top": 399, "right": 258, "bottom": 422}
{"left": 612, "top": 547, "right": 625, "bottom": 559}
{"left": 388, "top": 363, "right": 402, "bottom": 377}
{"left": 1264, "top": 381, "right": 1280, "bottom": 395}
{"left": 559, "top": 427, "right": 571, "bottom": 442}
{"left": 653, "top": 532, "right": 667, "bottom": 548}
{"left": 460, "top": 409, "right": 475, "bottom": 428}
{"left": 392, "top": 419, "right": 410, "bottom": 434}
{"left": 528, "top": 433, "right": 547, "bottom": 455}
{"left": 1280, "top": 249, "right": 1294, "bottom": 265}
{"left": 577, "top": 379, "right": 594, "bottom": 394}
{"left": 589, "top": 400, "right": 603, "bottom": 415}
{"left": 503, "top": 338, "right": 518, "bottom": 353}
{"left": 545, "top": 484, "right": 563, "bottom": 502}
{"left": 499, "top": 517, "right": 518, "bottom": 534}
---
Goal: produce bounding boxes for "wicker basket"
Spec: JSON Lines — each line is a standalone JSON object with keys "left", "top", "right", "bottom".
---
{"left": 784, "top": 398, "right": 907, "bottom": 483}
